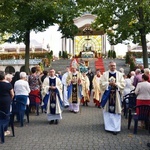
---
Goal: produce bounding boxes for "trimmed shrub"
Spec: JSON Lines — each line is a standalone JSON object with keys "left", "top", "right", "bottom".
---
{"left": 130, "top": 60, "right": 136, "bottom": 71}
{"left": 112, "top": 50, "right": 116, "bottom": 59}
{"left": 59, "top": 51, "right": 62, "bottom": 58}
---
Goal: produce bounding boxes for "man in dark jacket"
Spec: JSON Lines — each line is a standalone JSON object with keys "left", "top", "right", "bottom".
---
{"left": 86, "top": 68, "right": 94, "bottom": 96}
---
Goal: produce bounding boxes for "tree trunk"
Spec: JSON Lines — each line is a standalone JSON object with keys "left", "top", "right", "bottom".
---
{"left": 24, "top": 30, "right": 30, "bottom": 74}
{"left": 141, "top": 33, "right": 148, "bottom": 68}
{"left": 139, "top": 4, "right": 148, "bottom": 68}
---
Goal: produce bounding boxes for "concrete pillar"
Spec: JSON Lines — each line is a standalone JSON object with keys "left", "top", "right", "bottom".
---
{"left": 111, "top": 45, "right": 115, "bottom": 51}
{"left": 65, "top": 38, "right": 67, "bottom": 51}
{"left": 69, "top": 39, "right": 72, "bottom": 54}
{"left": 72, "top": 38, "right": 75, "bottom": 56}
{"left": 102, "top": 34, "right": 106, "bottom": 55}
{"left": 62, "top": 38, "right": 65, "bottom": 52}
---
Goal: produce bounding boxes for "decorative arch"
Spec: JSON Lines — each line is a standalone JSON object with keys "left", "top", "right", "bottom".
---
{"left": 74, "top": 35, "right": 102, "bottom": 55}
{"left": 20, "top": 65, "right": 30, "bottom": 73}
{"left": 5, "top": 66, "right": 15, "bottom": 74}
{"left": 73, "top": 14, "right": 105, "bottom": 57}
{"left": 20, "top": 65, "right": 25, "bottom": 72}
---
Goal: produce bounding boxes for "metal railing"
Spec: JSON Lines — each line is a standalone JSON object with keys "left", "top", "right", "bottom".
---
{"left": 0, "top": 59, "right": 42, "bottom": 65}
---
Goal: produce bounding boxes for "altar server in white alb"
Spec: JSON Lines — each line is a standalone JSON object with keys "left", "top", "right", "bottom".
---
{"left": 42, "top": 68, "right": 63, "bottom": 124}
{"left": 61, "top": 66, "right": 70, "bottom": 108}
{"left": 100, "top": 61, "right": 125, "bottom": 135}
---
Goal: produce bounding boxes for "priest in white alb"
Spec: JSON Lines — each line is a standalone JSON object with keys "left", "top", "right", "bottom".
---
{"left": 42, "top": 68, "right": 63, "bottom": 124}
{"left": 100, "top": 61, "right": 125, "bottom": 135}
{"left": 66, "top": 59, "right": 83, "bottom": 113}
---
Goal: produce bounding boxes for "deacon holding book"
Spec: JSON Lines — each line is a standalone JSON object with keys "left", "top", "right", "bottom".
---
{"left": 100, "top": 61, "right": 125, "bottom": 135}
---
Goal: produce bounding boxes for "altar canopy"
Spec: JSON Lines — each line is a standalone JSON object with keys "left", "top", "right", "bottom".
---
{"left": 73, "top": 14, "right": 106, "bottom": 58}
{"left": 74, "top": 35, "right": 102, "bottom": 56}
{"left": 61, "top": 14, "right": 106, "bottom": 58}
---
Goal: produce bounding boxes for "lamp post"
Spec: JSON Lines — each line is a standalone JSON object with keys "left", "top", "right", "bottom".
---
{"left": 16, "top": 45, "right": 20, "bottom": 53}
{"left": 32, "top": 45, "right": 35, "bottom": 53}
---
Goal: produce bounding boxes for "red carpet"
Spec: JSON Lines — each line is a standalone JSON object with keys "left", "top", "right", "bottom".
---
{"left": 95, "top": 58, "right": 105, "bottom": 74}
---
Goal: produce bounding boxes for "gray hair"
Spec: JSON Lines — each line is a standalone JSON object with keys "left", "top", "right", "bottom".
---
{"left": 20, "top": 72, "right": 27, "bottom": 78}
{"left": 130, "top": 71, "right": 135, "bottom": 76}
{"left": 109, "top": 61, "right": 116, "bottom": 65}
{"left": 135, "top": 69, "right": 141, "bottom": 73}
{"left": 5, "top": 74, "right": 13, "bottom": 80}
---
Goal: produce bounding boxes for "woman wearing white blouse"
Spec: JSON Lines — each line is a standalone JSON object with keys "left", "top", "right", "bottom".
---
{"left": 14, "top": 72, "right": 31, "bottom": 122}
{"left": 135, "top": 74, "right": 150, "bottom": 106}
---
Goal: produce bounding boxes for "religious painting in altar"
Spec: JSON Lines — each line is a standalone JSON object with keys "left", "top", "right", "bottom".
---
{"left": 74, "top": 35, "right": 102, "bottom": 58}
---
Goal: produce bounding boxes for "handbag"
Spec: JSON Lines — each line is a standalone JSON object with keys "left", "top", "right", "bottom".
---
{"left": 100, "top": 86, "right": 111, "bottom": 108}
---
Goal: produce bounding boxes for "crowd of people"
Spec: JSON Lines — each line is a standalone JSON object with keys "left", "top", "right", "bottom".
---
{"left": 0, "top": 61, "right": 149, "bottom": 147}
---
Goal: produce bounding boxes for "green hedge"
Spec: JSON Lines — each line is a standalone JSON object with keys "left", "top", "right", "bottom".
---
{"left": 126, "top": 51, "right": 150, "bottom": 58}
{"left": 0, "top": 51, "right": 50, "bottom": 60}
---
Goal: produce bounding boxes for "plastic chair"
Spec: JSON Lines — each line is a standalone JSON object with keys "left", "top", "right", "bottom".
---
{"left": 25, "top": 105, "right": 29, "bottom": 123}
{"left": 130, "top": 88, "right": 135, "bottom": 93}
{"left": 29, "top": 94, "right": 42, "bottom": 115}
{"left": 11, "top": 100, "right": 29, "bottom": 127}
{"left": 123, "top": 93, "right": 137, "bottom": 119}
{"left": 0, "top": 110, "right": 14, "bottom": 143}
{"left": 128, "top": 105, "right": 150, "bottom": 134}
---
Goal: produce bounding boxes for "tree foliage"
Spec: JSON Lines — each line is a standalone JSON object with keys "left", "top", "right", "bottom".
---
{"left": 0, "top": 0, "right": 80, "bottom": 73}
{"left": 1, "top": 0, "right": 150, "bottom": 70}
{"left": 81, "top": 0, "right": 150, "bottom": 67}
{"left": 57, "top": 1, "right": 80, "bottom": 39}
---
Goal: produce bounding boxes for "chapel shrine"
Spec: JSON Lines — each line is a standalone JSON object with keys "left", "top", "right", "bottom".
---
{"left": 62, "top": 13, "right": 107, "bottom": 58}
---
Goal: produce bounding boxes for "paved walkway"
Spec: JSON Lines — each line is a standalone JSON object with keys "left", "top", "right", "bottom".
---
{"left": 2, "top": 100, "right": 149, "bottom": 150}
{"left": 1, "top": 58, "right": 149, "bottom": 150}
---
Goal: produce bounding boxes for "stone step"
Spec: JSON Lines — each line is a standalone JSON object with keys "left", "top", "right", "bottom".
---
{"left": 50, "top": 58, "right": 97, "bottom": 74}
{"left": 48, "top": 58, "right": 129, "bottom": 75}
{"left": 50, "top": 58, "right": 71, "bottom": 73}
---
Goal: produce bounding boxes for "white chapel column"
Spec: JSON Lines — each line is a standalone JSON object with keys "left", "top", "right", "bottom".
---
{"left": 72, "top": 37, "right": 75, "bottom": 56}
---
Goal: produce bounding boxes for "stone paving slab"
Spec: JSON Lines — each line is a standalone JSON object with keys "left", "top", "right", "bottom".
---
{"left": 1, "top": 101, "right": 149, "bottom": 150}
{"left": 1, "top": 59, "right": 149, "bottom": 150}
